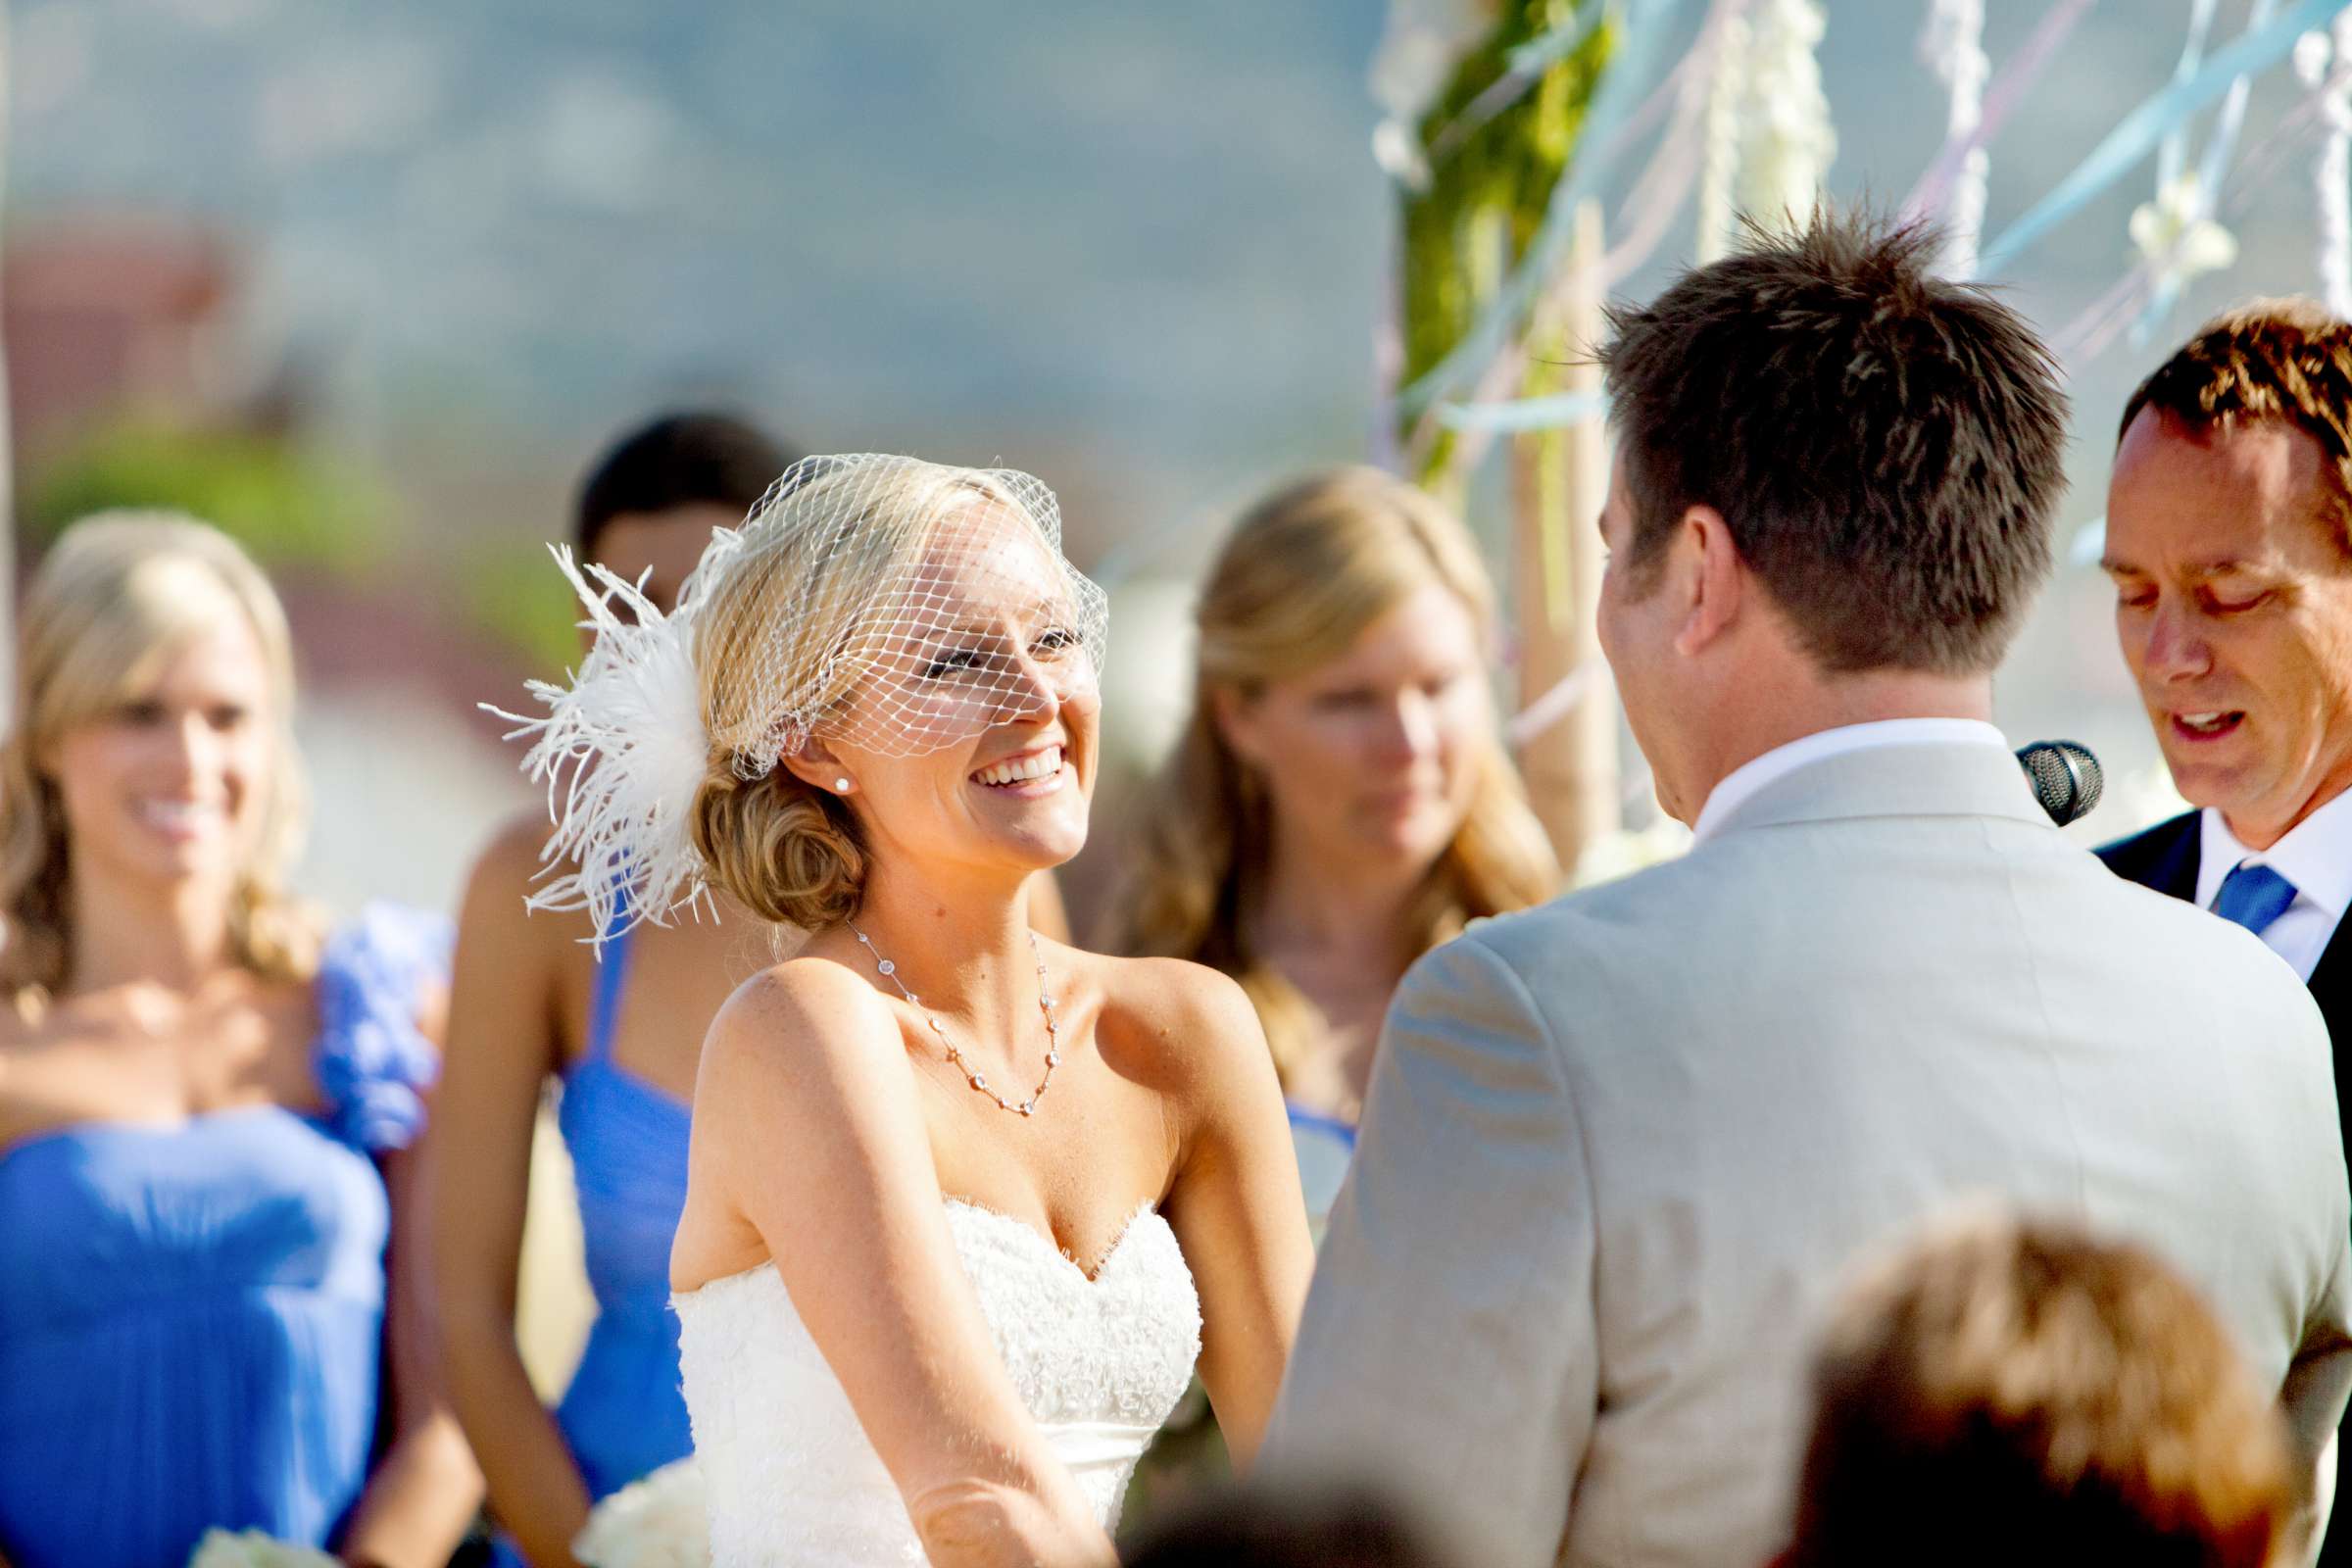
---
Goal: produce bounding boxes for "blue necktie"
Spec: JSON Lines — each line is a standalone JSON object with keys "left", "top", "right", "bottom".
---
{"left": 2211, "top": 861, "right": 2299, "bottom": 936}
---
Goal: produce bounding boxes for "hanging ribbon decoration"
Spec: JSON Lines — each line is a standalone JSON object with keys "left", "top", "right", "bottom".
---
{"left": 2296, "top": 20, "right": 2352, "bottom": 317}
{"left": 1978, "top": 0, "right": 2344, "bottom": 276}
{"left": 1919, "top": 0, "right": 1990, "bottom": 277}
{"left": 1395, "top": 0, "right": 1692, "bottom": 422}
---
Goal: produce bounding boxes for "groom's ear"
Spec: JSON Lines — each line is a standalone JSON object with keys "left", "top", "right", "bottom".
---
{"left": 1672, "top": 503, "right": 1743, "bottom": 659}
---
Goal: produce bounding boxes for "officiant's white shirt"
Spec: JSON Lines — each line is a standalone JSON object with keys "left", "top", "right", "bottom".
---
{"left": 2195, "top": 786, "right": 2352, "bottom": 981}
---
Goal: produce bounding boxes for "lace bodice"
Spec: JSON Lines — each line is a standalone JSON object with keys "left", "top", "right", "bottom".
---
{"left": 671, "top": 1199, "right": 1201, "bottom": 1567}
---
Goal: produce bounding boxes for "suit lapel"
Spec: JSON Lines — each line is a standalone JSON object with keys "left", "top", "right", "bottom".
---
{"left": 2172, "top": 813, "right": 2352, "bottom": 1026}
{"left": 2143, "top": 814, "right": 2201, "bottom": 902}
{"left": 2124, "top": 813, "right": 2348, "bottom": 1014}
{"left": 2308, "top": 914, "right": 2352, "bottom": 1035}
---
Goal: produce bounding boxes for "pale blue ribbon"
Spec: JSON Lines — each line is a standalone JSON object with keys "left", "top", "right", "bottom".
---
{"left": 2134, "top": 0, "right": 2276, "bottom": 344}
{"left": 1510, "top": 4, "right": 1613, "bottom": 75}
{"left": 1979, "top": 0, "right": 2348, "bottom": 276}
{"left": 1397, "top": 0, "right": 1690, "bottom": 419}
{"left": 2157, "top": 0, "right": 2223, "bottom": 192}
{"left": 1436, "top": 388, "right": 1606, "bottom": 432}
{"left": 1429, "top": 5, "right": 1616, "bottom": 165}
{"left": 1428, "top": 0, "right": 2344, "bottom": 435}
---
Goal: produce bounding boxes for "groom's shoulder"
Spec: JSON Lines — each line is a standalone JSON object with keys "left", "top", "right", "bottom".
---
{"left": 1414, "top": 848, "right": 1734, "bottom": 1013}
{"left": 1467, "top": 835, "right": 1751, "bottom": 962}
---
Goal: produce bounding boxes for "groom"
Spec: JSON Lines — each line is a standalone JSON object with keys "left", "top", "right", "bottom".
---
{"left": 1264, "top": 214, "right": 2352, "bottom": 1568}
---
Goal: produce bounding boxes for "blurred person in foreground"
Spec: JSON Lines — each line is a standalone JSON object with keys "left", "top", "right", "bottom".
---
{"left": 0, "top": 514, "right": 477, "bottom": 1568}
{"left": 434, "top": 413, "right": 796, "bottom": 1567}
{"left": 2099, "top": 301, "right": 2352, "bottom": 1568}
{"left": 1120, "top": 1483, "right": 1457, "bottom": 1568}
{"left": 1782, "top": 1209, "right": 2291, "bottom": 1568}
{"left": 1119, "top": 467, "right": 1557, "bottom": 1225}
{"left": 1262, "top": 212, "right": 2352, "bottom": 1568}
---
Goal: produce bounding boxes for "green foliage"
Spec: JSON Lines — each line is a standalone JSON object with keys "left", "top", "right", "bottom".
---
{"left": 22, "top": 424, "right": 391, "bottom": 571}
{"left": 460, "top": 540, "right": 586, "bottom": 677}
{"left": 1400, "top": 0, "right": 1615, "bottom": 477}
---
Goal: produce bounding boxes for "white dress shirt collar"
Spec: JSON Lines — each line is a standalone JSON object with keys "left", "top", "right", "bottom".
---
{"left": 2194, "top": 786, "right": 2352, "bottom": 925}
{"left": 1690, "top": 718, "right": 2012, "bottom": 845}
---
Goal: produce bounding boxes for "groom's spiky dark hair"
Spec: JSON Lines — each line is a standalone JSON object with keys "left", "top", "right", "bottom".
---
{"left": 1597, "top": 209, "right": 2068, "bottom": 676}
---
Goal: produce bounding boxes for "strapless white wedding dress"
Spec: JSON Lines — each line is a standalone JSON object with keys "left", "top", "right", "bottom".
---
{"left": 670, "top": 1199, "right": 1201, "bottom": 1567}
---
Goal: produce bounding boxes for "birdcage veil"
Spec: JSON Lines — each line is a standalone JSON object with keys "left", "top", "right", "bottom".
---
{"left": 492, "top": 453, "right": 1108, "bottom": 938}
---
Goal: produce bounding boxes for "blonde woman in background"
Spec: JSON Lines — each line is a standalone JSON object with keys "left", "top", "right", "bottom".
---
{"left": 1121, "top": 467, "right": 1559, "bottom": 1223}
{"left": 0, "top": 514, "right": 477, "bottom": 1568}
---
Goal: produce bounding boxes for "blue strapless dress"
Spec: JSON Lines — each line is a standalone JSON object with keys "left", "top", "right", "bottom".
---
{"left": 551, "top": 919, "right": 694, "bottom": 1500}
{"left": 0, "top": 906, "right": 447, "bottom": 1568}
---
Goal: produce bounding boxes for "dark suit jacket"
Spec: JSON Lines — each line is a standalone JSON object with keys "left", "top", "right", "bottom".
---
{"left": 2102, "top": 808, "right": 2352, "bottom": 1568}
{"left": 2099, "top": 808, "right": 2352, "bottom": 1053}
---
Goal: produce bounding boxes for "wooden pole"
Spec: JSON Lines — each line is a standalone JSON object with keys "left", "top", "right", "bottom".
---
{"left": 1511, "top": 198, "right": 1618, "bottom": 876}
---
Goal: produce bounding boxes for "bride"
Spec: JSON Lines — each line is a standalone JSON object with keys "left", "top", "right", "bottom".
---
{"left": 509, "top": 454, "right": 1314, "bottom": 1567}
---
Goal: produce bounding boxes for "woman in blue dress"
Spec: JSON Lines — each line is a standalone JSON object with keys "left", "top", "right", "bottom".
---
{"left": 1119, "top": 468, "right": 1560, "bottom": 1227}
{"left": 0, "top": 513, "right": 478, "bottom": 1568}
{"left": 432, "top": 415, "right": 792, "bottom": 1568}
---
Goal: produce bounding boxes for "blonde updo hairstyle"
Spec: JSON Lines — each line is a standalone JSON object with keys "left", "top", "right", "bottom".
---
{"left": 0, "top": 512, "right": 319, "bottom": 1009}
{"left": 1120, "top": 466, "right": 1560, "bottom": 1081}
{"left": 687, "top": 463, "right": 1046, "bottom": 930}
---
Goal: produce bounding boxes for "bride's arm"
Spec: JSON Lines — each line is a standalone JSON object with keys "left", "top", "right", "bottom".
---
{"left": 1153, "top": 965, "right": 1317, "bottom": 1469}
{"left": 680, "top": 961, "right": 1111, "bottom": 1568}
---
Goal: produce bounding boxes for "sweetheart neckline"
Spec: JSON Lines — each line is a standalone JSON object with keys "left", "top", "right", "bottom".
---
{"left": 941, "top": 1196, "right": 1165, "bottom": 1285}
{"left": 673, "top": 1195, "right": 1170, "bottom": 1302}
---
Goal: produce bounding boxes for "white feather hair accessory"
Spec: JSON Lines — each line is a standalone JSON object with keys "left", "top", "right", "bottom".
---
{"left": 487, "top": 547, "right": 715, "bottom": 942}
{"left": 488, "top": 452, "right": 1107, "bottom": 945}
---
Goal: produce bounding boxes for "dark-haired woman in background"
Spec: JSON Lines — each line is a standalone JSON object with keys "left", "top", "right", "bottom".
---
{"left": 1122, "top": 467, "right": 1557, "bottom": 1226}
{"left": 0, "top": 513, "right": 475, "bottom": 1568}
{"left": 434, "top": 414, "right": 799, "bottom": 1568}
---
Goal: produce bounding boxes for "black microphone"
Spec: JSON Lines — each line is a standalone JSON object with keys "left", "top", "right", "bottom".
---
{"left": 2016, "top": 740, "right": 2103, "bottom": 826}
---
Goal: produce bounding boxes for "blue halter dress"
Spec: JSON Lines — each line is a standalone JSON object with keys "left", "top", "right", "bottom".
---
{"left": 549, "top": 917, "right": 696, "bottom": 1498}
{"left": 0, "top": 906, "right": 447, "bottom": 1568}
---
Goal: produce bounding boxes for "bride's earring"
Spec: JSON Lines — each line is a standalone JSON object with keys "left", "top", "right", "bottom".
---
{"left": 834, "top": 777, "right": 853, "bottom": 793}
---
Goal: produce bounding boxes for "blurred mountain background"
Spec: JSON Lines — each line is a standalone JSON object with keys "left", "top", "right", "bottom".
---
{"left": 5, "top": 0, "right": 2326, "bottom": 913}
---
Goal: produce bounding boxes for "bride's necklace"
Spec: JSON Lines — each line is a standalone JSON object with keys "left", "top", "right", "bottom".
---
{"left": 849, "top": 925, "right": 1061, "bottom": 1118}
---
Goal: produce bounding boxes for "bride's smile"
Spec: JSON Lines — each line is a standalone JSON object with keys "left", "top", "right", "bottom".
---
{"left": 508, "top": 454, "right": 1313, "bottom": 1567}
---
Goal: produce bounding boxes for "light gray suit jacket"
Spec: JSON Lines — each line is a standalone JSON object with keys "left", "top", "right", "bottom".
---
{"left": 1264, "top": 740, "right": 2352, "bottom": 1568}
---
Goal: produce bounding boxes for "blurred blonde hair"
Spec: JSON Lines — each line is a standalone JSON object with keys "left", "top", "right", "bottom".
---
{"left": 1119, "top": 467, "right": 1558, "bottom": 1080}
{"left": 688, "top": 460, "right": 1054, "bottom": 929}
{"left": 1790, "top": 1207, "right": 2290, "bottom": 1568}
{"left": 0, "top": 512, "right": 318, "bottom": 1007}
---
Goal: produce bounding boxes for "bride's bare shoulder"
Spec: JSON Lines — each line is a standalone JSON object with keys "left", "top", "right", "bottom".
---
{"left": 1073, "top": 948, "right": 1270, "bottom": 1093}
{"left": 696, "top": 954, "right": 906, "bottom": 1107}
